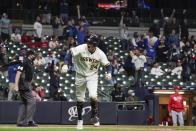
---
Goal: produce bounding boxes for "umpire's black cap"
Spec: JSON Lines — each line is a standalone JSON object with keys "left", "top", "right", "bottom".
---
{"left": 87, "top": 34, "right": 99, "bottom": 47}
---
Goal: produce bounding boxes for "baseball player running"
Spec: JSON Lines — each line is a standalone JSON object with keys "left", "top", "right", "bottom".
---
{"left": 63, "top": 34, "right": 112, "bottom": 129}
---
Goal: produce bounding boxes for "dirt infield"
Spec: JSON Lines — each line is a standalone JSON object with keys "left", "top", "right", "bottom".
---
{"left": 0, "top": 125, "right": 195, "bottom": 131}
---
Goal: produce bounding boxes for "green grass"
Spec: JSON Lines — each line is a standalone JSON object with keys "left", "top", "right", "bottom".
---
{"left": 0, "top": 125, "right": 196, "bottom": 131}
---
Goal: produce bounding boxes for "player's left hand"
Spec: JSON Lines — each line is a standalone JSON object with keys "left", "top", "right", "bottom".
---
{"left": 105, "top": 73, "right": 112, "bottom": 80}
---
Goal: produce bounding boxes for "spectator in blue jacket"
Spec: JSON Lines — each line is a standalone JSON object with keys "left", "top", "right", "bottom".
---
{"left": 76, "top": 26, "right": 86, "bottom": 45}
{"left": 8, "top": 64, "right": 19, "bottom": 100}
{"left": 63, "top": 19, "right": 77, "bottom": 40}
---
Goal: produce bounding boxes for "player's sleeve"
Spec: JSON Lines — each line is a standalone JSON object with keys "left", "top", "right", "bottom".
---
{"left": 70, "top": 44, "right": 84, "bottom": 57}
{"left": 100, "top": 51, "right": 110, "bottom": 66}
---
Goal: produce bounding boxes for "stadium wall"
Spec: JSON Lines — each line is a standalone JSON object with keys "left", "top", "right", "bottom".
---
{"left": 0, "top": 101, "right": 147, "bottom": 125}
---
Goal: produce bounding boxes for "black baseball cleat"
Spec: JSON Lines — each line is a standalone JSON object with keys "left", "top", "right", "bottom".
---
{"left": 90, "top": 116, "right": 100, "bottom": 127}
{"left": 28, "top": 121, "right": 38, "bottom": 127}
{"left": 17, "top": 124, "right": 29, "bottom": 127}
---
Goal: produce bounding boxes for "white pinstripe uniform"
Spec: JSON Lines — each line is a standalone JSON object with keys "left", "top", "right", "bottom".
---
{"left": 70, "top": 44, "right": 110, "bottom": 101}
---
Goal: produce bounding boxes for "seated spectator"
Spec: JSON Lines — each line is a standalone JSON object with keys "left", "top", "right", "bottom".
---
{"left": 49, "top": 35, "right": 59, "bottom": 49}
{"left": 11, "top": 28, "right": 21, "bottom": 43}
{"left": 171, "top": 60, "right": 182, "bottom": 76}
{"left": 21, "top": 32, "right": 31, "bottom": 43}
{"left": 150, "top": 63, "right": 164, "bottom": 76}
{"left": 34, "top": 52, "right": 46, "bottom": 68}
{"left": 126, "top": 89, "right": 138, "bottom": 101}
{"left": 32, "top": 84, "right": 45, "bottom": 101}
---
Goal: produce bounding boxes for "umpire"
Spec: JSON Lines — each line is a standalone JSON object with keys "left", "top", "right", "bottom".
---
{"left": 15, "top": 50, "right": 38, "bottom": 127}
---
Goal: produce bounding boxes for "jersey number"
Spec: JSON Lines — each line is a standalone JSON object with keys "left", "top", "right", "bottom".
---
{"left": 90, "top": 64, "right": 98, "bottom": 70}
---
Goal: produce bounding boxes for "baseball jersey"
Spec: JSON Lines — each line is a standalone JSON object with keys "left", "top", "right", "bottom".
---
{"left": 168, "top": 93, "right": 184, "bottom": 112}
{"left": 70, "top": 44, "right": 109, "bottom": 76}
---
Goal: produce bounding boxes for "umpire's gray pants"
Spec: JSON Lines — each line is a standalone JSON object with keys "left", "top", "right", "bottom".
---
{"left": 17, "top": 91, "right": 36, "bottom": 125}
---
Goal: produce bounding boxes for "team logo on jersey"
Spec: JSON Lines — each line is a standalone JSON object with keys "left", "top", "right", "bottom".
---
{"left": 68, "top": 106, "right": 91, "bottom": 121}
{"left": 80, "top": 57, "right": 99, "bottom": 63}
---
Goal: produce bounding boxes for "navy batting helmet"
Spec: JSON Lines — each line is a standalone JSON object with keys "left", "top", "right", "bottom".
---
{"left": 87, "top": 34, "right": 99, "bottom": 47}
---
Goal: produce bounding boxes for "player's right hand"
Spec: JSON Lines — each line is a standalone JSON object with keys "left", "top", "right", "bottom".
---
{"left": 61, "top": 64, "right": 68, "bottom": 73}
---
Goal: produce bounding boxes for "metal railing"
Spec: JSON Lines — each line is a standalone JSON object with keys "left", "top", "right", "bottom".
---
{"left": 5, "top": 8, "right": 196, "bottom": 28}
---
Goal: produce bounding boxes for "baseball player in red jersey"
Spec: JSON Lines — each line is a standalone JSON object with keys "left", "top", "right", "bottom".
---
{"left": 64, "top": 34, "right": 112, "bottom": 129}
{"left": 168, "top": 86, "right": 185, "bottom": 126}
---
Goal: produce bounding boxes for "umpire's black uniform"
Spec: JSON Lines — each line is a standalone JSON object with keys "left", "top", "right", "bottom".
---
{"left": 16, "top": 51, "right": 37, "bottom": 127}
